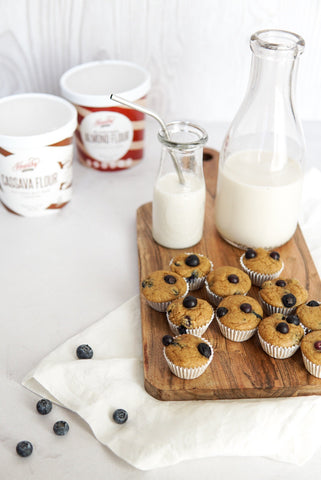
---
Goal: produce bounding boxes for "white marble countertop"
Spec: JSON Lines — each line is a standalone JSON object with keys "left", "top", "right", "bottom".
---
{"left": 2, "top": 120, "right": 321, "bottom": 479}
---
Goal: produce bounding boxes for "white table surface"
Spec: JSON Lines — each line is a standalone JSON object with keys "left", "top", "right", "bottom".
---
{"left": 2, "top": 120, "right": 321, "bottom": 479}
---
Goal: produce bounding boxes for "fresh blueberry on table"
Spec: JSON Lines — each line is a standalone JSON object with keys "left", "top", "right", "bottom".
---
{"left": 113, "top": 409, "right": 128, "bottom": 424}
{"left": 76, "top": 344, "right": 94, "bottom": 359}
{"left": 53, "top": 420, "right": 69, "bottom": 436}
{"left": 16, "top": 440, "right": 33, "bottom": 457}
{"left": 36, "top": 398, "right": 52, "bottom": 415}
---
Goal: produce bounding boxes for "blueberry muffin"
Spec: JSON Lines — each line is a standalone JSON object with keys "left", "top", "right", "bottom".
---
{"left": 205, "top": 266, "right": 251, "bottom": 306}
{"left": 166, "top": 295, "right": 214, "bottom": 336}
{"left": 259, "top": 278, "right": 308, "bottom": 316}
{"left": 141, "top": 270, "right": 188, "bottom": 312}
{"left": 215, "top": 295, "right": 263, "bottom": 342}
{"left": 169, "top": 253, "right": 213, "bottom": 291}
{"left": 162, "top": 333, "right": 213, "bottom": 379}
{"left": 257, "top": 312, "right": 304, "bottom": 358}
{"left": 296, "top": 300, "right": 321, "bottom": 333}
{"left": 301, "top": 331, "right": 321, "bottom": 378}
{"left": 240, "top": 248, "right": 284, "bottom": 286}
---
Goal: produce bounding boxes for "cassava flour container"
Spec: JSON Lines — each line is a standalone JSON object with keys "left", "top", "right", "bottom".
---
{"left": 0, "top": 93, "right": 77, "bottom": 216}
{"left": 60, "top": 60, "right": 151, "bottom": 171}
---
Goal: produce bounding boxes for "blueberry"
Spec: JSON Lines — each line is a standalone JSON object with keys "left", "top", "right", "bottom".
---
{"left": 183, "top": 295, "right": 198, "bottom": 309}
{"left": 178, "top": 325, "right": 187, "bottom": 334}
{"left": 164, "top": 275, "right": 176, "bottom": 284}
{"left": 183, "top": 315, "right": 192, "bottom": 327}
{"left": 185, "top": 254, "right": 200, "bottom": 267}
{"left": 276, "top": 322, "right": 289, "bottom": 334}
{"left": 217, "top": 307, "right": 228, "bottom": 318}
{"left": 53, "top": 420, "right": 69, "bottom": 436}
{"left": 314, "top": 341, "right": 321, "bottom": 351}
{"left": 282, "top": 293, "right": 296, "bottom": 308}
{"left": 162, "top": 335, "right": 174, "bottom": 346}
{"left": 269, "top": 251, "right": 280, "bottom": 261}
{"left": 16, "top": 441, "right": 33, "bottom": 457}
{"left": 276, "top": 280, "right": 286, "bottom": 287}
{"left": 307, "top": 300, "right": 320, "bottom": 307}
{"left": 245, "top": 248, "right": 257, "bottom": 259}
{"left": 227, "top": 274, "right": 239, "bottom": 284}
{"left": 197, "top": 343, "right": 211, "bottom": 358}
{"left": 240, "top": 303, "right": 252, "bottom": 313}
{"left": 286, "top": 314, "right": 300, "bottom": 325}
{"left": 36, "top": 398, "right": 52, "bottom": 415}
{"left": 113, "top": 408, "right": 128, "bottom": 424}
{"left": 76, "top": 344, "right": 93, "bottom": 359}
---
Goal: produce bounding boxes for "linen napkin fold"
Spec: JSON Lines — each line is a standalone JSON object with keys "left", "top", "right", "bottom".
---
{"left": 23, "top": 168, "right": 321, "bottom": 471}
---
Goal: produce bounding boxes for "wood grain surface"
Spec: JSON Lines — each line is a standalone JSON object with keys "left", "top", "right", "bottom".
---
{"left": 136, "top": 147, "right": 321, "bottom": 401}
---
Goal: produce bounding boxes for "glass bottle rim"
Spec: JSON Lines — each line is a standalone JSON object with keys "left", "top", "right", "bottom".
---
{"left": 251, "top": 29, "right": 305, "bottom": 54}
{"left": 158, "top": 120, "right": 208, "bottom": 148}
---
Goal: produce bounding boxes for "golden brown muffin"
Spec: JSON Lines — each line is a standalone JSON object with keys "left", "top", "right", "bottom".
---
{"left": 205, "top": 266, "right": 251, "bottom": 306}
{"left": 296, "top": 300, "right": 321, "bottom": 332}
{"left": 216, "top": 295, "right": 263, "bottom": 331}
{"left": 259, "top": 278, "right": 308, "bottom": 315}
{"left": 301, "top": 331, "right": 321, "bottom": 366}
{"left": 166, "top": 295, "right": 214, "bottom": 335}
{"left": 141, "top": 270, "right": 188, "bottom": 312}
{"left": 258, "top": 313, "right": 304, "bottom": 349}
{"left": 163, "top": 333, "right": 212, "bottom": 368}
{"left": 240, "top": 248, "right": 284, "bottom": 286}
{"left": 170, "top": 253, "right": 213, "bottom": 290}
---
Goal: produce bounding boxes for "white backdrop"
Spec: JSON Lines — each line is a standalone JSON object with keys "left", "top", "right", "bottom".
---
{"left": 0, "top": 0, "right": 320, "bottom": 123}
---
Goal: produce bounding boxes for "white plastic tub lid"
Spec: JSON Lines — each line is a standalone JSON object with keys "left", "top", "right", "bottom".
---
{"left": 0, "top": 93, "right": 77, "bottom": 151}
{"left": 60, "top": 60, "right": 151, "bottom": 107}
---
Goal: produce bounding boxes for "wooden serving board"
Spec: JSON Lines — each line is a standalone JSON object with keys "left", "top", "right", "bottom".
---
{"left": 136, "top": 148, "right": 321, "bottom": 401}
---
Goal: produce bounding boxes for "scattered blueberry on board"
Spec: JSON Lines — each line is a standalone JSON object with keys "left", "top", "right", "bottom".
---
{"left": 76, "top": 344, "right": 94, "bottom": 359}
{"left": 36, "top": 398, "right": 53, "bottom": 415}
{"left": 16, "top": 440, "right": 33, "bottom": 457}
{"left": 113, "top": 409, "right": 128, "bottom": 424}
{"left": 53, "top": 420, "right": 70, "bottom": 436}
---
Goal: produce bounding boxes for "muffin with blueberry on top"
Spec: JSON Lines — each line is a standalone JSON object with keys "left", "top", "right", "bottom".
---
{"left": 296, "top": 300, "right": 321, "bottom": 334}
{"left": 169, "top": 253, "right": 213, "bottom": 291}
{"left": 162, "top": 333, "right": 214, "bottom": 379}
{"left": 141, "top": 270, "right": 188, "bottom": 312}
{"left": 240, "top": 248, "right": 284, "bottom": 287}
{"left": 259, "top": 278, "right": 308, "bottom": 316}
{"left": 205, "top": 266, "right": 251, "bottom": 306}
{"left": 166, "top": 295, "right": 214, "bottom": 337}
{"left": 301, "top": 331, "right": 321, "bottom": 378}
{"left": 215, "top": 294, "right": 263, "bottom": 342}
{"left": 258, "top": 312, "right": 304, "bottom": 359}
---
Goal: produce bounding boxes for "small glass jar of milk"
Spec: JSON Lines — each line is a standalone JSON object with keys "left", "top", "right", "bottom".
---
{"left": 215, "top": 29, "right": 305, "bottom": 249}
{"left": 152, "top": 121, "right": 208, "bottom": 249}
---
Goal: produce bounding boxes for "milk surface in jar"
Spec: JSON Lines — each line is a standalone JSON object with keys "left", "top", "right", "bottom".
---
{"left": 152, "top": 121, "right": 208, "bottom": 249}
{"left": 215, "top": 150, "right": 303, "bottom": 249}
{"left": 153, "top": 171, "right": 206, "bottom": 249}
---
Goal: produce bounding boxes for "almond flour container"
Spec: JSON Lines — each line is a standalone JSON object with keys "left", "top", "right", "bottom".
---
{"left": 0, "top": 93, "right": 77, "bottom": 216}
{"left": 60, "top": 60, "right": 151, "bottom": 171}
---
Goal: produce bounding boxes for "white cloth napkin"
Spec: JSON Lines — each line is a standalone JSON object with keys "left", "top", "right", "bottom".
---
{"left": 23, "top": 168, "right": 321, "bottom": 471}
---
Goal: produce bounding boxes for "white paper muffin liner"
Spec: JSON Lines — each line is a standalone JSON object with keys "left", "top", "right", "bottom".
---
{"left": 240, "top": 254, "right": 284, "bottom": 287}
{"left": 145, "top": 282, "right": 189, "bottom": 313}
{"left": 166, "top": 307, "right": 214, "bottom": 337}
{"left": 205, "top": 280, "right": 247, "bottom": 307}
{"left": 216, "top": 316, "right": 257, "bottom": 342}
{"left": 163, "top": 336, "right": 214, "bottom": 379}
{"left": 258, "top": 294, "right": 297, "bottom": 316}
{"left": 301, "top": 352, "right": 321, "bottom": 378}
{"left": 257, "top": 332, "right": 300, "bottom": 359}
{"left": 169, "top": 254, "right": 213, "bottom": 291}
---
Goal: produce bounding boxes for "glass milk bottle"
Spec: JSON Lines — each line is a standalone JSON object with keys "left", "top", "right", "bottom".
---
{"left": 215, "top": 29, "right": 305, "bottom": 249}
{"left": 152, "top": 121, "right": 208, "bottom": 249}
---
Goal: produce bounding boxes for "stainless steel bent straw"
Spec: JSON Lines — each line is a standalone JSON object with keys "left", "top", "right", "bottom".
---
{"left": 109, "top": 93, "right": 185, "bottom": 185}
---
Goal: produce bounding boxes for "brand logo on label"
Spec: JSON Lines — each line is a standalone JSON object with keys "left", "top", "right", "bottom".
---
{"left": 94, "top": 117, "right": 114, "bottom": 127}
{"left": 13, "top": 157, "right": 39, "bottom": 172}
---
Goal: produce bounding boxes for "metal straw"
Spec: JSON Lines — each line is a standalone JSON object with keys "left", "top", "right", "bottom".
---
{"left": 109, "top": 93, "right": 185, "bottom": 184}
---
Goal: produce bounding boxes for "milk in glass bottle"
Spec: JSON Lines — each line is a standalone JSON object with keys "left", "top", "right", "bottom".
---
{"left": 215, "top": 29, "right": 305, "bottom": 249}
